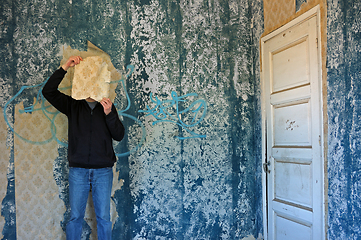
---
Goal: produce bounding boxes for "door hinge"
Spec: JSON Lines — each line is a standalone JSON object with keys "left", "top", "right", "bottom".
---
{"left": 263, "top": 161, "right": 271, "bottom": 173}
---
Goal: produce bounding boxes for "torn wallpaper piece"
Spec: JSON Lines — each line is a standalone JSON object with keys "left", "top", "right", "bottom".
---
{"left": 58, "top": 41, "right": 122, "bottom": 102}
{"left": 71, "top": 56, "right": 111, "bottom": 102}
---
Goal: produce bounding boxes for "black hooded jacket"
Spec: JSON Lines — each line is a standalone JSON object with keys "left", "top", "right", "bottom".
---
{"left": 42, "top": 68, "right": 125, "bottom": 168}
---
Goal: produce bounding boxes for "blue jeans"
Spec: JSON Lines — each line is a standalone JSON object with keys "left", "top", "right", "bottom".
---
{"left": 66, "top": 167, "right": 113, "bottom": 240}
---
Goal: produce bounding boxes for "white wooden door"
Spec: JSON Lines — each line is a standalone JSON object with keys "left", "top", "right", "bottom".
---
{"left": 261, "top": 7, "right": 324, "bottom": 240}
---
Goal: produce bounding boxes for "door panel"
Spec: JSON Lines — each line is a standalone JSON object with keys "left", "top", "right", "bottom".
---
{"left": 275, "top": 213, "right": 312, "bottom": 240}
{"left": 262, "top": 8, "right": 324, "bottom": 240}
{"left": 273, "top": 100, "right": 311, "bottom": 146}
{"left": 272, "top": 38, "right": 310, "bottom": 92}
{"left": 275, "top": 161, "right": 312, "bottom": 206}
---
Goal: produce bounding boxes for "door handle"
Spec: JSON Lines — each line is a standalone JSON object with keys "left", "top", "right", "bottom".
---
{"left": 263, "top": 161, "right": 271, "bottom": 173}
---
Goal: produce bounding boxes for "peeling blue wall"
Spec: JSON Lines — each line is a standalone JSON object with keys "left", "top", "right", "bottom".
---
{"left": 3, "top": 0, "right": 361, "bottom": 239}
{"left": 327, "top": 0, "right": 361, "bottom": 239}
{"left": 0, "top": 0, "right": 264, "bottom": 239}
{"left": 295, "top": 0, "right": 307, "bottom": 12}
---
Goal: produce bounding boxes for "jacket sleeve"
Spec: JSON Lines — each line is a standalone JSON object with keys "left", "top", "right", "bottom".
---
{"left": 42, "top": 68, "right": 72, "bottom": 115}
{"left": 105, "top": 105, "right": 125, "bottom": 141}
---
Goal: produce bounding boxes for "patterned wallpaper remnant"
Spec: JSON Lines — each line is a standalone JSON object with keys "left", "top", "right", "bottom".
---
{"left": 14, "top": 102, "right": 64, "bottom": 239}
{"left": 0, "top": 108, "right": 9, "bottom": 239}
{"left": 263, "top": 0, "right": 326, "bottom": 35}
{"left": 60, "top": 41, "right": 122, "bottom": 103}
{"left": 72, "top": 56, "right": 111, "bottom": 102}
{"left": 263, "top": 0, "right": 295, "bottom": 33}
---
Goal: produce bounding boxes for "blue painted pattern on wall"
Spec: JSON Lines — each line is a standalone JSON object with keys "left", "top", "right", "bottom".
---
{"left": 296, "top": 0, "right": 307, "bottom": 12}
{"left": 327, "top": 0, "right": 361, "bottom": 239}
{"left": 0, "top": 0, "right": 264, "bottom": 239}
{"left": 139, "top": 91, "right": 207, "bottom": 139}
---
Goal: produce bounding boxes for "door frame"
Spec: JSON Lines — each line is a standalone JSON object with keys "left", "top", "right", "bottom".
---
{"left": 260, "top": 5, "right": 325, "bottom": 240}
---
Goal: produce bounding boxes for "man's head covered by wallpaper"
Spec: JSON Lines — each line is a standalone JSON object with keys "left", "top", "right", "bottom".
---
{"left": 58, "top": 41, "right": 122, "bottom": 102}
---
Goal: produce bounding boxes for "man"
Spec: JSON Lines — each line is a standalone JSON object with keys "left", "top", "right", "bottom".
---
{"left": 42, "top": 56, "right": 125, "bottom": 240}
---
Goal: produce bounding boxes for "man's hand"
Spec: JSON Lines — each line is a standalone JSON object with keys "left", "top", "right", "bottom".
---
{"left": 62, "top": 56, "right": 83, "bottom": 71}
{"left": 100, "top": 98, "right": 113, "bottom": 115}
